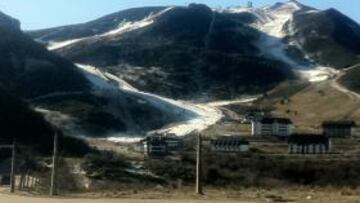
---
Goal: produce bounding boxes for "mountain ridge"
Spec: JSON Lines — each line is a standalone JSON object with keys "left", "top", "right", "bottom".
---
{"left": 0, "top": 11, "right": 20, "bottom": 31}
{"left": 28, "top": 7, "right": 167, "bottom": 42}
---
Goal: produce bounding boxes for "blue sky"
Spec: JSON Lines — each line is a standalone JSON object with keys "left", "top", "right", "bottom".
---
{"left": 0, "top": 0, "right": 359, "bottom": 30}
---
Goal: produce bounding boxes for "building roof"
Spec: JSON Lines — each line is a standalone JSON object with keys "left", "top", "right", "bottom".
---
{"left": 145, "top": 135, "right": 182, "bottom": 145}
{"left": 288, "top": 134, "right": 329, "bottom": 145}
{"left": 145, "top": 136, "right": 167, "bottom": 145}
{"left": 211, "top": 137, "right": 249, "bottom": 146}
{"left": 322, "top": 120, "right": 357, "bottom": 128}
{"left": 258, "top": 117, "right": 293, "bottom": 124}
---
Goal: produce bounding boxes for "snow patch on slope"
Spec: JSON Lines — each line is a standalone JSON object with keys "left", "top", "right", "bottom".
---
{"left": 48, "top": 7, "right": 174, "bottom": 50}
{"left": 299, "top": 67, "right": 339, "bottom": 82}
{"left": 102, "top": 6, "right": 173, "bottom": 37}
{"left": 225, "top": 7, "right": 271, "bottom": 23}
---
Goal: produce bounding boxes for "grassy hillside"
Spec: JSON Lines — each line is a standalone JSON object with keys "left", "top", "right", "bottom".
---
{"left": 263, "top": 81, "right": 360, "bottom": 133}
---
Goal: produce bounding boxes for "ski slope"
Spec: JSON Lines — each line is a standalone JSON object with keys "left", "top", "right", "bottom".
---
{"left": 77, "top": 64, "right": 224, "bottom": 141}
{"left": 47, "top": 7, "right": 173, "bottom": 50}
{"left": 224, "top": 1, "right": 337, "bottom": 83}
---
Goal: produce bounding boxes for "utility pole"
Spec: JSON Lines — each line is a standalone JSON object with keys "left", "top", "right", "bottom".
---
{"left": 50, "top": 132, "right": 58, "bottom": 196}
{"left": 195, "top": 133, "right": 203, "bottom": 195}
{"left": 10, "top": 138, "right": 16, "bottom": 193}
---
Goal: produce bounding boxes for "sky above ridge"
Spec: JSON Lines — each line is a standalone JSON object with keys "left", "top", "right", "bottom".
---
{"left": 0, "top": 0, "right": 359, "bottom": 30}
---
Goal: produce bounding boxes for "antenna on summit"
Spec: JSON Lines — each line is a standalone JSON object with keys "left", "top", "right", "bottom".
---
{"left": 247, "top": 1, "right": 253, "bottom": 8}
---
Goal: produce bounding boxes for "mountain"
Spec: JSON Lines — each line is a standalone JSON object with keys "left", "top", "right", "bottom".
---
{"left": 29, "top": 1, "right": 360, "bottom": 99}
{"left": 0, "top": 11, "right": 90, "bottom": 98}
{"left": 29, "top": 4, "right": 294, "bottom": 100}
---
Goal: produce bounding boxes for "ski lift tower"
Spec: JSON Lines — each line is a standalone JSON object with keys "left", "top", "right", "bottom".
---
{"left": 247, "top": 1, "right": 253, "bottom": 8}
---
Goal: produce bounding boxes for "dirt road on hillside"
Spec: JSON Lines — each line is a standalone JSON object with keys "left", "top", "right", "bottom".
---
{"left": 0, "top": 194, "right": 256, "bottom": 203}
{"left": 332, "top": 65, "right": 360, "bottom": 100}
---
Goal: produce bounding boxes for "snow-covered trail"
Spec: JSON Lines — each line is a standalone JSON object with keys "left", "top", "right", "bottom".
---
{"left": 206, "top": 97, "right": 259, "bottom": 107}
{"left": 47, "top": 7, "right": 173, "bottom": 50}
{"left": 256, "top": 7, "right": 297, "bottom": 66}
{"left": 48, "top": 39, "right": 83, "bottom": 50}
{"left": 77, "top": 64, "right": 225, "bottom": 141}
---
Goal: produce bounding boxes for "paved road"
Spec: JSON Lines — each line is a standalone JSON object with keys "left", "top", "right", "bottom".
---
{"left": 0, "top": 194, "right": 256, "bottom": 203}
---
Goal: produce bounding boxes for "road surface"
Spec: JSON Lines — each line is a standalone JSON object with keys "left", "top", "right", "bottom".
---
{"left": 0, "top": 194, "right": 256, "bottom": 203}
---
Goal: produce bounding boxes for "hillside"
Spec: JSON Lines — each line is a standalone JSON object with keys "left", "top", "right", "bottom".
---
{"left": 0, "top": 87, "right": 52, "bottom": 148}
{"left": 0, "top": 87, "right": 91, "bottom": 155}
{"left": 0, "top": 12, "right": 92, "bottom": 152}
{"left": 265, "top": 81, "right": 360, "bottom": 133}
